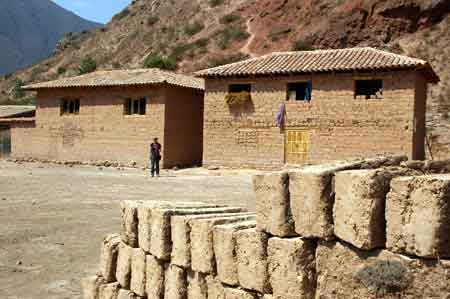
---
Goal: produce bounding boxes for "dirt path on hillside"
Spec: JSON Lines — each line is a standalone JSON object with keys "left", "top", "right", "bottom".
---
{"left": 0, "top": 161, "right": 258, "bottom": 299}
{"left": 241, "top": 18, "right": 257, "bottom": 58}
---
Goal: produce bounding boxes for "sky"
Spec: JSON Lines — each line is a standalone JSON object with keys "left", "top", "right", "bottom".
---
{"left": 52, "top": 0, "right": 132, "bottom": 24}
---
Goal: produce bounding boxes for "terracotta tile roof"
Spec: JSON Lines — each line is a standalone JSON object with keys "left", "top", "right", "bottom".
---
{"left": 23, "top": 69, "right": 205, "bottom": 91}
{"left": 195, "top": 47, "right": 439, "bottom": 83}
{"left": 0, "top": 105, "right": 35, "bottom": 118}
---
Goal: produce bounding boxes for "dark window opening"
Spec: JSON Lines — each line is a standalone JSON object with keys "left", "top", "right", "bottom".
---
{"left": 355, "top": 80, "right": 383, "bottom": 99}
{"left": 228, "top": 84, "right": 251, "bottom": 93}
{"left": 61, "top": 99, "right": 80, "bottom": 115}
{"left": 287, "top": 82, "right": 312, "bottom": 102}
{"left": 125, "top": 98, "right": 147, "bottom": 115}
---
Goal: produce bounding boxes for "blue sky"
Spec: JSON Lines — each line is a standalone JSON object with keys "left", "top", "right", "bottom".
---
{"left": 52, "top": 0, "right": 132, "bottom": 24}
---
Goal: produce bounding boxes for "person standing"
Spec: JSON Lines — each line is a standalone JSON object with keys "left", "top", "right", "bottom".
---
{"left": 150, "top": 138, "right": 162, "bottom": 177}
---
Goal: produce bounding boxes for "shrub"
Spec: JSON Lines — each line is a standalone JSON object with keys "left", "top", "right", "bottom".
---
{"left": 57, "top": 67, "right": 66, "bottom": 75}
{"left": 78, "top": 57, "right": 97, "bottom": 75}
{"left": 220, "top": 13, "right": 241, "bottom": 24}
{"left": 143, "top": 54, "right": 177, "bottom": 70}
{"left": 292, "top": 39, "right": 314, "bottom": 51}
{"left": 184, "top": 21, "right": 204, "bottom": 36}
{"left": 209, "top": 0, "right": 224, "bottom": 7}
{"left": 11, "top": 79, "right": 25, "bottom": 99}
{"left": 225, "top": 92, "right": 251, "bottom": 106}
{"left": 217, "top": 26, "right": 250, "bottom": 49}
{"left": 147, "top": 15, "right": 159, "bottom": 26}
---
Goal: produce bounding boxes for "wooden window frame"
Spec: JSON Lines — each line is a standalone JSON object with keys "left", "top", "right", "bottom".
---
{"left": 354, "top": 79, "right": 383, "bottom": 100}
{"left": 286, "top": 81, "right": 312, "bottom": 102}
{"left": 124, "top": 98, "right": 147, "bottom": 116}
{"left": 60, "top": 98, "right": 80, "bottom": 115}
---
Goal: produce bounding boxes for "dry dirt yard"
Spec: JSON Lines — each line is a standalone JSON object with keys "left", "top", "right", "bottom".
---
{"left": 0, "top": 160, "right": 258, "bottom": 299}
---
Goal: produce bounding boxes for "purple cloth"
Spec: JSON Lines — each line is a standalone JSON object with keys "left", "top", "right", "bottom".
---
{"left": 276, "top": 103, "right": 286, "bottom": 128}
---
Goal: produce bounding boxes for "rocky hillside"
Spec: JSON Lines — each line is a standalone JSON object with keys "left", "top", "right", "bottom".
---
{"left": 0, "top": 0, "right": 449, "bottom": 157}
{"left": 0, "top": 0, "right": 102, "bottom": 76}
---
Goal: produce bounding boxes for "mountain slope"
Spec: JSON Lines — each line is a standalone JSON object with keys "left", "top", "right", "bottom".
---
{"left": 0, "top": 0, "right": 102, "bottom": 75}
{"left": 0, "top": 0, "right": 449, "bottom": 157}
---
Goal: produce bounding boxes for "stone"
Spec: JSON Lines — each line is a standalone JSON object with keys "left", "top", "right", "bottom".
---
{"left": 190, "top": 214, "right": 256, "bottom": 274}
{"left": 164, "top": 264, "right": 187, "bottom": 299}
{"left": 99, "top": 282, "right": 120, "bottom": 299}
{"left": 223, "top": 288, "right": 258, "bottom": 299}
{"left": 82, "top": 275, "right": 105, "bottom": 299}
{"left": 235, "top": 228, "right": 271, "bottom": 293}
{"left": 205, "top": 276, "right": 225, "bottom": 299}
{"left": 268, "top": 237, "right": 316, "bottom": 299}
{"left": 213, "top": 221, "right": 257, "bottom": 285}
{"left": 130, "top": 248, "right": 146, "bottom": 297}
{"left": 99, "top": 234, "right": 121, "bottom": 282}
{"left": 315, "top": 241, "right": 450, "bottom": 299}
{"left": 359, "top": 155, "right": 407, "bottom": 169}
{"left": 170, "top": 209, "right": 248, "bottom": 268}
{"left": 187, "top": 271, "right": 208, "bottom": 299}
{"left": 117, "top": 289, "right": 141, "bottom": 299}
{"left": 146, "top": 255, "right": 165, "bottom": 299}
{"left": 252, "top": 171, "right": 294, "bottom": 237}
{"left": 289, "top": 161, "right": 363, "bottom": 239}
{"left": 333, "top": 168, "right": 416, "bottom": 250}
{"left": 386, "top": 174, "right": 450, "bottom": 258}
{"left": 116, "top": 242, "right": 133, "bottom": 289}
{"left": 149, "top": 205, "right": 233, "bottom": 260}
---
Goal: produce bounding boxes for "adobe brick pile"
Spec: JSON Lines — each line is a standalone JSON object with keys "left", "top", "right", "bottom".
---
{"left": 82, "top": 156, "right": 450, "bottom": 299}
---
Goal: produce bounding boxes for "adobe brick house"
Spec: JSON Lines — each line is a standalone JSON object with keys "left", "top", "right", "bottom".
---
{"left": 0, "top": 105, "right": 35, "bottom": 158}
{"left": 19, "top": 69, "right": 204, "bottom": 168}
{"left": 196, "top": 47, "right": 439, "bottom": 168}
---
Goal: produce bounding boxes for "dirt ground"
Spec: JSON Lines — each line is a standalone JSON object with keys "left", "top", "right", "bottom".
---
{"left": 0, "top": 161, "right": 258, "bottom": 299}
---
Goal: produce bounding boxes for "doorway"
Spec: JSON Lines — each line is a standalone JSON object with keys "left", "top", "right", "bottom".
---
{"left": 285, "top": 129, "right": 310, "bottom": 164}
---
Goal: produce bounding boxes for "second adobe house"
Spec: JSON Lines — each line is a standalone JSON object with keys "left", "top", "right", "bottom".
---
{"left": 195, "top": 47, "right": 439, "bottom": 169}
{"left": 10, "top": 47, "right": 439, "bottom": 169}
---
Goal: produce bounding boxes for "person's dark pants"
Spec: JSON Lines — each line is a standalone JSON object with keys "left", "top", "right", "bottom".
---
{"left": 150, "top": 158, "right": 160, "bottom": 177}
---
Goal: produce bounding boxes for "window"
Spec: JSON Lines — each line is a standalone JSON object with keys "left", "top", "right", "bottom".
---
{"left": 228, "top": 84, "right": 251, "bottom": 93}
{"left": 354, "top": 80, "right": 383, "bottom": 99}
{"left": 61, "top": 99, "right": 80, "bottom": 115}
{"left": 124, "top": 98, "right": 147, "bottom": 115}
{"left": 287, "top": 82, "right": 312, "bottom": 101}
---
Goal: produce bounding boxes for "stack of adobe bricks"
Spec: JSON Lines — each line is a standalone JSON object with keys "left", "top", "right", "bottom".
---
{"left": 83, "top": 156, "right": 450, "bottom": 298}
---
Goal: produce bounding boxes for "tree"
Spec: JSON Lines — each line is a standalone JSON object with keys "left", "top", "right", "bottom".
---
{"left": 143, "top": 54, "right": 177, "bottom": 71}
{"left": 11, "top": 79, "right": 25, "bottom": 99}
{"left": 78, "top": 57, "right": 97, "bottom": 75}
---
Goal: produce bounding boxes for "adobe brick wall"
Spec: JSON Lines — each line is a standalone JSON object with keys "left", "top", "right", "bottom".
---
{"left": 164, "top": 87, "right": 204, "bottom": 168}
{"left": 203, "top": 70, "right": 426, "bottom": 168}
{"left": 10, "top": 85, "right": 203, "bottom": 168}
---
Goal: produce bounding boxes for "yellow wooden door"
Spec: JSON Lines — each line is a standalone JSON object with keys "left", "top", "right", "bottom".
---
{"left": 285, "top": 130, "right": 310, "bottom": 164}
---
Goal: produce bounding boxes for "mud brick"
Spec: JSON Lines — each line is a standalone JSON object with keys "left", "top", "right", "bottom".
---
{"left": 235, "top": 228, "right": 271, "bottom": 293}
{"left": 164, "top": 264, "right": 187, "bottom": 299}
{"left": 187, "top": 271, "right": 208, "bottom": 299}
{"left": 386, "top": 174, "right": 450, "bottom": 258}
{"left": 252, "top": 171, "right": 294, "bottom": 237}
{"left": 170, "top": 208, "right": 248, "bottom": 268}
{"left": 315, "top": 241, "right": 450, "bottom": 298}
{"left": 149, "top": 204, "right": 227, "bottom": 260}
{"left": 145, "top": 255, "right": 165, "bottom": 299}
{"left": 289, "top": 162, "right": 362, "bottom": 239}
{"left": 137, "top": 201, "right": 172, "bottom": 252}
{"left": 116, "top": 242, "right": 133, "bottom": 289}
{"left": 82, "top": 275, "right": 105, "bottom": 299}
{"left": 268, "top": 237, "right": 316, "bottom": 299}
{"left": 120, "top": 200, "right": 142, "bottom": 247}
{"left": 333, "top": 168, "right": 415, "bottom": 250}
{"left": 213, "top": 221, "right": 257, "bottom": 285}
{"left": 130, "top": 248, "right": 146, "bottom": 296}
{"left": 99, "top": 282, "right": 120, "bottom": 299}
{"left": 99, "top": 234, "right": 121, "bottom": 283}
{"left": 206, "top": 276, "right": 225, "bottom": 299}
{"left": 190, "top": 213, "right": 256, "bottom": 274}
{"left": 224, "top": 288, "right": 258, "bottom": 299}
